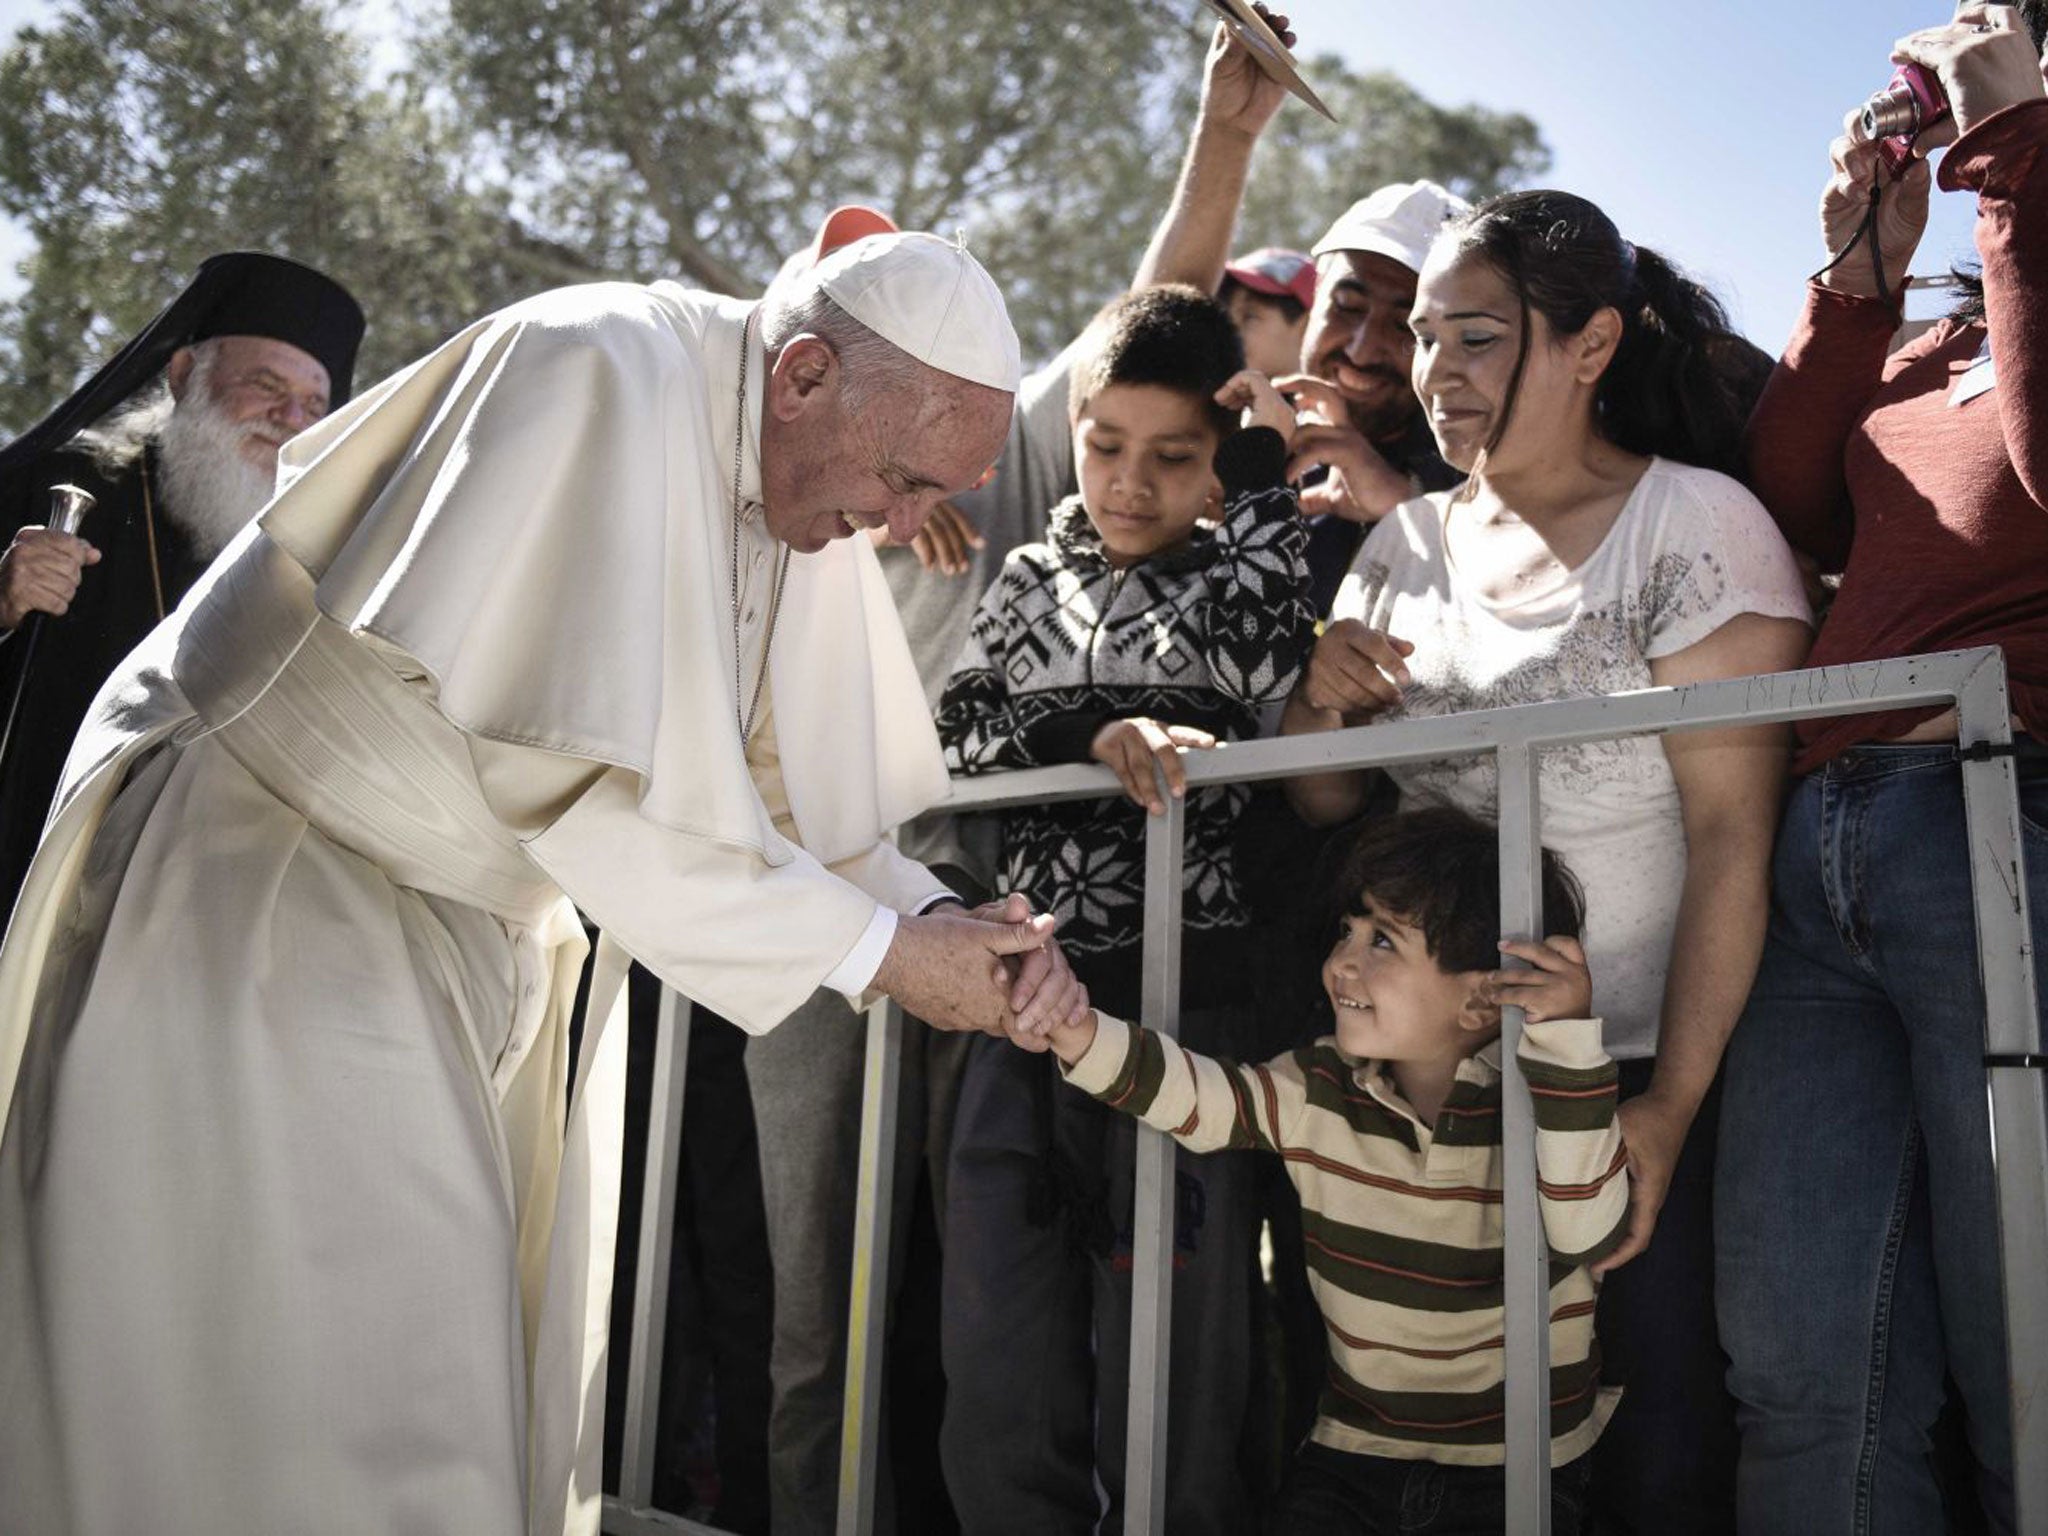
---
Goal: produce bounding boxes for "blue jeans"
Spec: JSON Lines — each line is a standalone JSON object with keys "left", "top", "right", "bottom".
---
{"left": 1716, "top": 743, "right": 2048, "bottom": 1535}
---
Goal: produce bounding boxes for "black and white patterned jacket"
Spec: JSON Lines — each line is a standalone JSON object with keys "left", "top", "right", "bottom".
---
{"left": 936, "top": 428, "right": 1316, "bottom": 1007}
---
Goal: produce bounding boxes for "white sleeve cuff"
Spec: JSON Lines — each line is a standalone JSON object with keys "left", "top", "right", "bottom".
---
{"left": 824, "top": 904, "right": 898, "bottom": 999}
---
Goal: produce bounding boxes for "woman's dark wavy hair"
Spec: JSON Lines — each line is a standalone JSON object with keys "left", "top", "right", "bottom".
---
{"left": 1951, "top": 0, "right": 2048, "bottom": 322}
{"left": 1439, "top": 189, "right": 1748, "bottom": 477}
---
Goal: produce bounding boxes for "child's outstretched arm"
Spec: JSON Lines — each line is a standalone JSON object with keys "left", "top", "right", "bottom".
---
{"left": 1488, "top": 937, "right": 1631, "bottom": 1270}
{"left": 1043, "top": 1001, "right": 1312, "bottom": 1157}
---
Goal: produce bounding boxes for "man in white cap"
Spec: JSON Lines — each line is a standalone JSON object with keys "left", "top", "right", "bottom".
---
{"left": 0, "top": 234, "right": 1084, "bottom": 1536}
{"left": 1275, "top": 180, "right": 1468, "bottom": 606}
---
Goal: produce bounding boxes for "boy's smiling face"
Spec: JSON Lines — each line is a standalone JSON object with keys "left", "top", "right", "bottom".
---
{"left": 1073, "top": 382, "right": 1222, "bottom": 568}
{"left": 1323, "top": 897, "right": 1491, "bottom": 1064}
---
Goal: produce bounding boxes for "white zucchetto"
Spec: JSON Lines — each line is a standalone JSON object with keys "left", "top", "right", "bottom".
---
{"left": 814, "top": 232, "right": 1023, "bottom": 395}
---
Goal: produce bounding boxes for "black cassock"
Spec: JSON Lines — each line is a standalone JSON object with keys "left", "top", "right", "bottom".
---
{"left": 0, "top": 444, "right": 208, "bottom": 910}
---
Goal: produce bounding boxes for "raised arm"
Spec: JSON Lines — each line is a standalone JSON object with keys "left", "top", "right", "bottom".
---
{"left": 1744, "top": 114, "right": 1930, "bottom": 572}
{"left": 1939, "top": 98, "right": 2048, "bottom": 507}
{"left": 1132, "top": 6, "right": 1295, "bottom": 293}
{"left": 1199, "top": 422, "right": 1317, "bottom": 708}
{"left": 1518, "top": 1014, "right": 1630, "bottom": 1268}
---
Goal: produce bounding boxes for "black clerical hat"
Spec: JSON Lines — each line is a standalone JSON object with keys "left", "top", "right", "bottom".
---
{"left": 0, "top": 252, "right": 365, "bottom": 477}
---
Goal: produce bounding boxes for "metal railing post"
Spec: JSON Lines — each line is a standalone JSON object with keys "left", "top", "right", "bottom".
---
{"left": 1955, "top": 655, "right": 2048, "bottom": 1532}
{"left": 1124, "top": 775, "right": 1186, "bottom": 1536}
{"left": 620, "top": 986, "right": 694, "bottom": 1508}
{"left": 1495, "top": 742, "right": 1553, "bottom": 1534}
{"left": 836, "top": 998, "right": 905, "bottom": 1536}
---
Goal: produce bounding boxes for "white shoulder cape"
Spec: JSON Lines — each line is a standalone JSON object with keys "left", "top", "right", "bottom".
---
{"left": 258, "top": 280, "right": 948, "bottom": 866}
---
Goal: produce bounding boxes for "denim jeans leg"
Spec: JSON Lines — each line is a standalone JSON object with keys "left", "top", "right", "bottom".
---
{"left": 1716, "top": 771, "right": 1947, "bottom": 1536}
{"left": 1852, "top": 756, "right": 2048, "bottom": 1533}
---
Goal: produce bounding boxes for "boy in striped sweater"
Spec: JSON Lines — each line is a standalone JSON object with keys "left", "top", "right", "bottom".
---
{"left": 1027, "top": 805, "right": 1630, "bottom": 1533}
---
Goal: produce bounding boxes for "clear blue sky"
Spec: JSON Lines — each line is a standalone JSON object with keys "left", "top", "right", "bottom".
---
{"left": 0, "top": 0, "right": 2007, "bottom": 352}
{"left": 1300, "top": 0, "right": 1990, "bottom": 348}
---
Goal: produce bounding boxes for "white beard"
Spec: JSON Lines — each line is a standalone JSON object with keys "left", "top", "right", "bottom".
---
{"left": 155, "top": 395, "right": 279, "bottom": 559}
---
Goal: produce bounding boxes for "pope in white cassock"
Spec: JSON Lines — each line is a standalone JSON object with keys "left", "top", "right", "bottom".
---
{"left": 0, "top": 233, "right": 1078, "bottom": 1535}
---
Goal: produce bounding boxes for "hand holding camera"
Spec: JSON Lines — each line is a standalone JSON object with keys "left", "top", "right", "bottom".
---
{"left": 1820, "top": 5, "right": 2046, "bottom": 300}
{"left": 1865, "top": 5, "right": 2046, "bottom": 166}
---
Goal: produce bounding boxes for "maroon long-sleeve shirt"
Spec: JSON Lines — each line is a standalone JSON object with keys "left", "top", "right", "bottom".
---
{"left": 1746, "top": 99, "right": 2048, "bottom": 775}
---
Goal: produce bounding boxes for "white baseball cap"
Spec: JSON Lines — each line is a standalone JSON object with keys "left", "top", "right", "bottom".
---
{"left": 1310, "top": 181, "right": 1473, "bottom": 277}
{"left": 814, "top": 231, "right": 1022, "bottom": 394}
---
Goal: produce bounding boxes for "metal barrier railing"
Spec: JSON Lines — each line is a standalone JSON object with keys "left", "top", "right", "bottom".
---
{"left": 602, "top": 646, "right": 2045, "bottom": 1536}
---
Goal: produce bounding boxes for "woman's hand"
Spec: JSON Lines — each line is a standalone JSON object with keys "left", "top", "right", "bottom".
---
{"left": 1214, "top": 369, "right": 1296, "bottom": 445}
{"left": 1299, "top": 619, "right": 1414, "bottom": 717}
{"left": 1594, "top": 1092, "right": 1694, "bottom": 1275}
{"left": 1090, "top": 717, "right": 1218, "bottom": 814}
{"left": 1894, "top": 4, "right": 2048, "bottom": 150}
{"left": 1817, "top": 113, "right": 1930, "bottom": 299}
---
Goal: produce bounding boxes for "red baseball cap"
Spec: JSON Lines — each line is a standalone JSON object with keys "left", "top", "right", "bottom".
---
{"left": 1222, "top": 247, "right": 1317, "bottom": 310}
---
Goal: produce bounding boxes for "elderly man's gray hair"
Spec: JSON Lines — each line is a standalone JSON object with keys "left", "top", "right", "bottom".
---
{"left": 758, "top": 279, "right": 933, "bottom": 413}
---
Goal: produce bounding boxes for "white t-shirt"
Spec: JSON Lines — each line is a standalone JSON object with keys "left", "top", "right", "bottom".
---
{"left": 1333, "top": 458, "right": 1811, "bottom": 1061}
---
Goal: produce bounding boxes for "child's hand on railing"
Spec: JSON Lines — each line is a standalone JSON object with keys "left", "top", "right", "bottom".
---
{"left": 1481, "top": 935, "right": 1594, "bottom": 1024}
{"left": 1090, "top": 717, "right": 1219, "bottom": 814}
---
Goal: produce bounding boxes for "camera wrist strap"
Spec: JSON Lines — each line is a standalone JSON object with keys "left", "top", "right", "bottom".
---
{"left": 1808, "top": 175, "right": 1894, "bottom": 309}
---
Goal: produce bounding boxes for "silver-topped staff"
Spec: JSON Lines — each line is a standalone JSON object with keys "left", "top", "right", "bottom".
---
{"left": 0, "top": 482, "right": 97, "bottom": 771}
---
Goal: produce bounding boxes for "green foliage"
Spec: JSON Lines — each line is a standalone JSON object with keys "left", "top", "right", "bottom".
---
{"left": 0, "top": 0, "right": 515, "bottom": 429}
{"left": 0, "top": 0, "right": 1549, "bottom": 434}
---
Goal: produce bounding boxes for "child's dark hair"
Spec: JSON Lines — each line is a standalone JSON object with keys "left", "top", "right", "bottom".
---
{"left": 1218, "top": 273, "right": 1308, "bottom": 325}
{"left": 1068, "top": 283, "right": 1245, "bottom": 437}
{"left": 1440, "top": 189, "right": 1749, "bottom": 477}
{"left": 1330, "top": 803, "right": 1585, "bottom": 975}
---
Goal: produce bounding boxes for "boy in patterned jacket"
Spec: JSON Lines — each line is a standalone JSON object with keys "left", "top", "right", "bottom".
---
{"left": 934, "top": 285, "right": 1316, "bottom": 1533}
{"left": 1033, "top": 806, "right": 1630, "bottom": 1534}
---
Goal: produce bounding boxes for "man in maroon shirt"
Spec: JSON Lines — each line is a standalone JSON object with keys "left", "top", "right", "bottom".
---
{"left": 1717, "top": 7, "right": 2048, "bottom": 1532}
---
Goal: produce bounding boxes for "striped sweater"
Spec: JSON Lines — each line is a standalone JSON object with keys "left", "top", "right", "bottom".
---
{"left": 1063, "top": 1012, "right": 1630, "bottom": 1467}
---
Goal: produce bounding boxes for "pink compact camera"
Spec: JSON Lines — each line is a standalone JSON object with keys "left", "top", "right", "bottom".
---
{"left": 1862, "top": 62, "right": 1951, "bottom": 175}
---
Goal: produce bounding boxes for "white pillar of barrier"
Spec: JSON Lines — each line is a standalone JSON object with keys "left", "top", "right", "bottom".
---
{"left": 620, "top": 985, "right": 693, "bottom": 1509}
{"left": 1955, "top": 654, "right": 2048, "bottom": 1534}
{"left": 1123, "top": 784, "right": 1188, "bottom": 1536}
{"left": 1495, "top": 742, "right": 1554, "bottom": 1533}
{"left": 835, "top": 998, "right": 905, "bottom": 1536}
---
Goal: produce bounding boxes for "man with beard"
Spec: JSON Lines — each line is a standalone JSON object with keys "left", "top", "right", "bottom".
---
{"left": 0, "top": 252, "right": 363, "bottom": 910}
{"left": 1280, "top": 183, "right": 1472, "bottom": 612}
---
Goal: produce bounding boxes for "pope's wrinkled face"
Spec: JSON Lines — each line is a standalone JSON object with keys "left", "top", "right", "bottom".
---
{"left": 759, "top": 340, "right": 1010, "bottom": 555}
{"left": 169, "top": 334, "right": 332, "bottom": 474}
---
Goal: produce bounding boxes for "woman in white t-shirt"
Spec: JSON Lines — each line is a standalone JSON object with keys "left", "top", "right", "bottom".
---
{"left": 1279, "top": 190, "right": 1811, "bottom": 1532}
